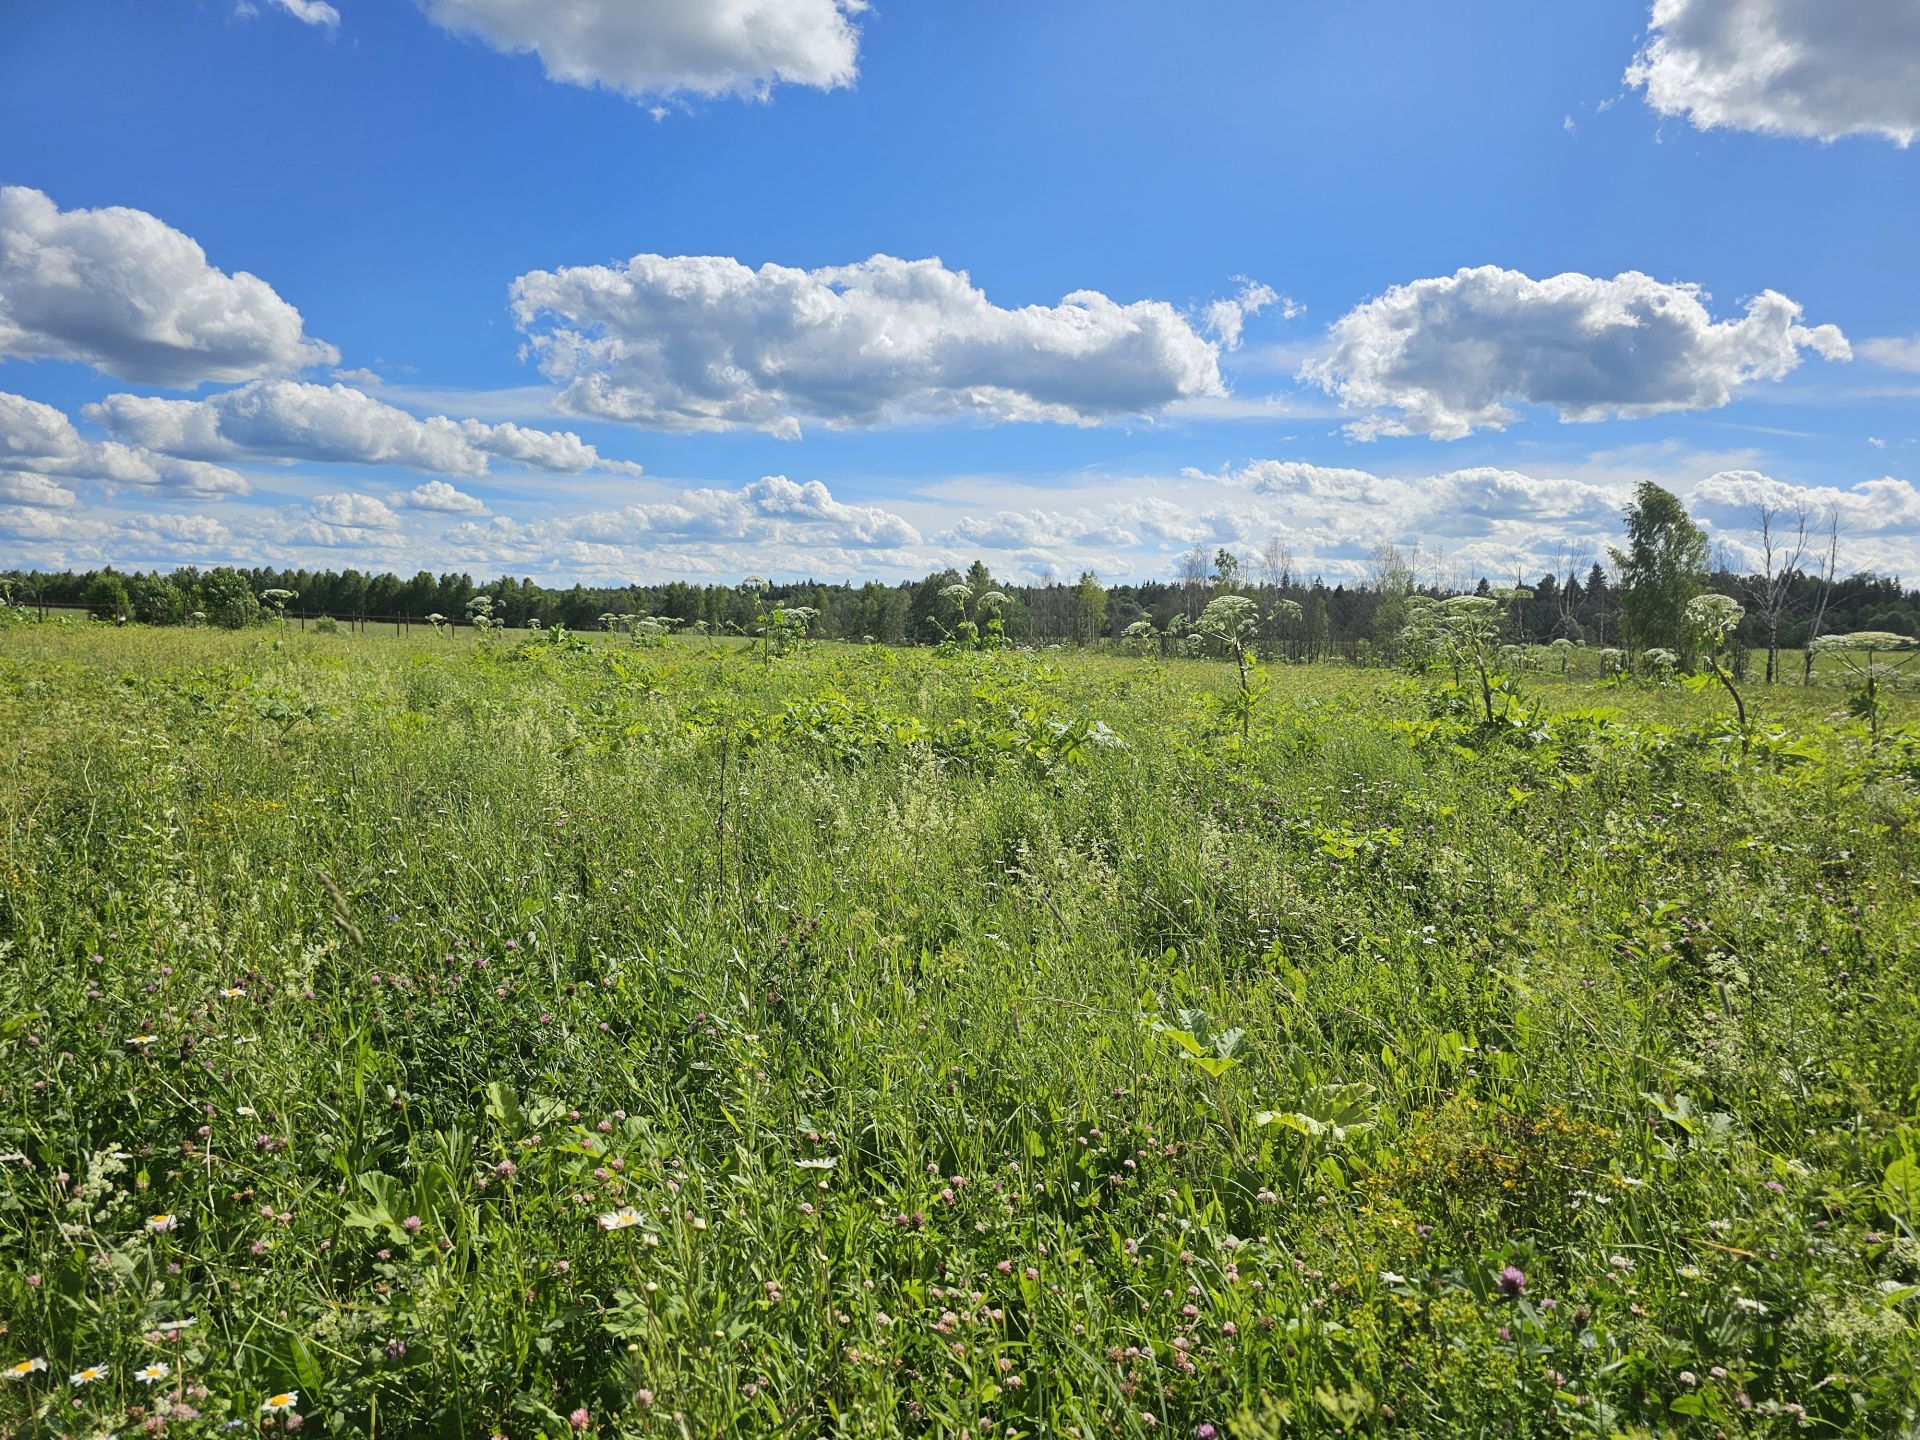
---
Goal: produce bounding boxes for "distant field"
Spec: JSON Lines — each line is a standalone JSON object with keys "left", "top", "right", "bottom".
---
{"left": 1, "top": 623, "right": 1915, "bottom": 1438}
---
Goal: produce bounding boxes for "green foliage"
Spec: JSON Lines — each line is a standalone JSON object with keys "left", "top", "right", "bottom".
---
{"left": 83, "top": 570, "right": 130, "bottom": 623}
{"left": 199, "top": 567, "right": 261, "bottom": 629}
{"left": 1611, "top": 481, "right": 1709, "bottom": 658}
{"left": 0, "top": 627, "right": 1914, "bottom": 1438}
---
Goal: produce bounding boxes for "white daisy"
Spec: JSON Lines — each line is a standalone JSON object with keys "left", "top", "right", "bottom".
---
{"left": 3, "top": 1358, "right": 48, "bottom": 1380}
{"left": 145, "top": 1213, "right": 179, "bottom": 1233}
{"left": 597, "top": 1207, "right": 646, "bottom": 1231}
{"left": 133, "top": 1362, "right": 170, "bottom": 1384}
{"left": 70, "top": 1363, "right": 109, "bottom": 1385}
{"left": 261, "top": 1390, "right": 299, "bottom": 1413}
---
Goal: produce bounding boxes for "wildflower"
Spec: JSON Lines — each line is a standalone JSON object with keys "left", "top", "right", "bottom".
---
{"left": 401, "top": 1215, "right": 422, "bottom": 1235}
{"left": 1498, "top": 1265, "right": 1527, "bottom": 1296}
{"left": 135, "top": 1362, "right": 171, "bottom": 1384}
{"left": 3, "top": 1358, "right": 48, "bottom": 1380}
{"left": 146, "top": 1213, "right": 179, "bottom": 1233}
{"left": 71, "top": 1364, "right": 109, "bottom": 1385}
{"left": 597, "top": 1207, "right": 646, "bottom": 1231}
{"left": 261, "top": 1390, "right": 299, "bottom": 1413}
{"left": 237, "top": 1107, "right": 257, "bottom": 1117}
{"left": 1379, "top": 1270, "right": 1406, "bottom": 1284}
{"left": 494, "top": 1160, "right": 517, "bottom": 1179}
{"left": 569, "top": 1408, "right": 591, "bottom": 1431}
{"left": 219, "top": 987, "right": 246, "bottom": 998}
{"left": 795, "top": 1157, "right": 837, "bottom": 1170}
{"left": 127, "top": 1035, "right": 158, "bottom": 1046}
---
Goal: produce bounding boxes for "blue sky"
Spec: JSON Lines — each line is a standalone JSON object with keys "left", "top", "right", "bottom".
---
{"left": 2, "top": 0, "right": 1917, "bottom": 585}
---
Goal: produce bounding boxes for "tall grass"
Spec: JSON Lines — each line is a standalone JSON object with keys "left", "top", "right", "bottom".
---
{"left": 1, "top": 623, "right": 1915, "bottom": 1438}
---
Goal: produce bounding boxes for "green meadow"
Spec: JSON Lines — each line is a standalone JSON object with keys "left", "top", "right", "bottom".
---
{"left": 2, "top": 621, "right": 1916, "bottom": 1438}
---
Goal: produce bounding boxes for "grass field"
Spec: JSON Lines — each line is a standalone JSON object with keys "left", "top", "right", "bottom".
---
{"left": 1, "top": 622, "right": 1916, "bottom": 1439}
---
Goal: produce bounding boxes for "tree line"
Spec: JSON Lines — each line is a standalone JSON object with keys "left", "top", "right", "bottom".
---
{"left": 5, "top": 484, "right": 1915, "bottom": 667}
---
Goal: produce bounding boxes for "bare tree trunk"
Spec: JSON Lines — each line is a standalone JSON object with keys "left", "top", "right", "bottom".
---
{"left": 1747, "top": 503, "right": 1808, "bottom": 685}
{"left": 1801, "top": 508, "right": 1840, "bottom": 684}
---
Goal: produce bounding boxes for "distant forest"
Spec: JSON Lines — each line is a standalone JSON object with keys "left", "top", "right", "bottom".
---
{"left": 7, "top": 484, "right": 1919, "bottom": 666}
{"left": 7, "top": 557, "right": 1915, "bottom": 658}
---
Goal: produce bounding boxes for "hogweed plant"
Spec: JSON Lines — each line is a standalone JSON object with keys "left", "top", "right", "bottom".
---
{"left": 1122, "top": 617, "right": 1159, "bottom": 657}
{"left": 1194, "top": 594, "right": 1264, "bottom": 744}
{"left": 1685, "top": 593, "right": 1750, "bottom": 753}
{"left": 1404, "top": 594, "right": 1523, "bottom": 727}
{"left": 260, "top": 587, "right": 297, "bottom": 647}
{"left": 466, "top": 593, "right": 502, "bottom": 641}
{"left": 1810, "top": 631, "right": 1918, "bottom": 746}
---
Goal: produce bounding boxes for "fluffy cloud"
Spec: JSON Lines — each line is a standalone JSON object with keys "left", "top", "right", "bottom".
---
{"left": 1626, "top": 0, "right": 1920, "bottom": 146}
{"left": 423, "top": 0, "right": 864, "bottom": 104}
{"left": 573, "top": 475, "right": 920, "bottom": 548}
{"left": 510, "top": 253, "right": 1226, "bottom": 437}
{"left": 401, "top": 479, "right": 490, "bottom": 515}
{"left": 238, "top": 0, "right": 341, "bottom": 29}
{"left": 0, "top": 471, "right": 76, "bottom": 509}
{"left": 311, "top": 492, "right": 403, "bottom": 530}
{"left": 1305, "top": 266, "right": 1849, "bottom": 440}
{"left": 14, "top": 451, "right": 1920, "bottom": 585}
{"left": 1201, "top": 281, "right": 1290, "bottom": 353}
{"left": 88, "top": 380, "right": 640, "bottom": 477}
{"left": 943, "top": 509, "right": 1142, "bottom": 551}
{"left": 1691, "top": 469, "right": 1920, "bottom": 535}
{"left": 0, "top": 389, "right": 250, "bottom": 497}
{"left": 0, "top": 186, "right": 336, "bottom": 385}
{"left": 268, "top": 0, "right": 340, "bottom": 28}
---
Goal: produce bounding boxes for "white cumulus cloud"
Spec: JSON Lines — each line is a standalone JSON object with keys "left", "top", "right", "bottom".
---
{"left": 401, "top": 479, "right": 490, "bottom": 515}
{"left": 0, "top": 186, "right": 337, "bottom": 385}
{"left": 1690, "top": 469, "right": 1920, "bottom": 535}
{"left": 311, "top": 492, "right": 403, "bottom": 530}
{"left": 1202, "top": 280, "right": 1285, "bottom": 353}
{"left": 571, "top": 475, "right": 920, "bottom": 549}
{"left": 510, "top": 253, "right": 1226, "bottom": 437}
{"left": 0, "top": 389, "right": 251, "bottom": 496}
{"left": 1305, "top": 266, "right": 1849, "bottom": 440}
{"left": 0, "top": 471, "right": 77, "bottom": 509}
{"left": 1626, "top": 0, "right": 1920, "bottom": 146}
{"left": 238, "top": 0, "right": 341, "bottom": 30}
{"left": 87, "top": 380, "right": 640, "bottom": 477}
{"left": 423, "top": 0, "right": 864, "bottom": 104}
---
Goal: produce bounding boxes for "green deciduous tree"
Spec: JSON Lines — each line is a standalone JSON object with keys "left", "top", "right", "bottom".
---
{"left": 1611, "top": 483, "right": 1708, "bottom": 660}
{"left": 199, "top": 568, "right": 260, "bottom": 629}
